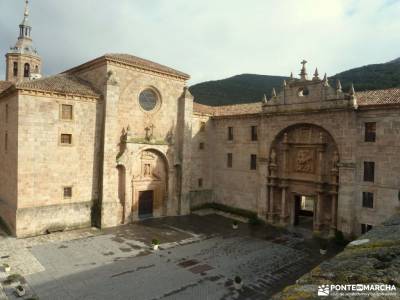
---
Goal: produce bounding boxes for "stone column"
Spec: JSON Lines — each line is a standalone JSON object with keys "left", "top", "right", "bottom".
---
{"left": 177, "top": 87, "right": 193, "bottom": 215}
{"left": 314, "top": 191, "right": 323, "bottom": 233}
{"left": 100, "top": 69, "right": 122, "bottom": 228}
{"left": 330, "top": 194, "right": 338, "bottom": 235}
{"left": 329, "top": 156, "right": 339, "bottom": 236}
{"left": 280, "top": 183, "right": 288, "bottom": 225}
{"left": 267, "top": 150, "right": 277, "bottom": 223}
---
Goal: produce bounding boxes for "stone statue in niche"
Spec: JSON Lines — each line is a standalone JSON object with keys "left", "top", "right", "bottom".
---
{"left": 332, "top": 151, "right": 339, "bottom": 168}
{"left": 145, "top": 124, "right": 155, "bottom": 142}
{"left": 270, "top": 149, "right": 277, "bottom": 164}
{"left": 144, "top": 163, "right": 151, "bottom": 177}
{"left": 295, "top": 149, "right": 314, "bottom": 173}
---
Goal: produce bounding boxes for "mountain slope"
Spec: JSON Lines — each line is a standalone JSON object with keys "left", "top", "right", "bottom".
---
{"left": 190, "top": 59, "right": 400, "bottom": 106}
{"left": 189, "top": 74, "right": 289, "bottom": 106}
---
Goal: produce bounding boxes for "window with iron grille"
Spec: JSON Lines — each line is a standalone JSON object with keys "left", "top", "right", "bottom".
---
{"left": 64, "top": 187, "right": 72, "bottom": 198}
{"left": 61, "top": 104, "right": 73, "bottom": 120}
{"left": 61, "top": 134, "right": 72, "bottom": 145}
{"left": 251, "top": 126, "right": 258, "bottom": 141}
{"left": 362, "top": 192, "right": 374, "bottom": 208}
{"left": 361, "top": 223, "right": 373, "bottom": 234}
{"left": 228, "top": 127, "right": 234, "bottom": 141}
{"left": 365, "top": 122, "right": 376, "bottom": 142}
{"left": 227, "top": 153, "right": 233, "bottom": 168}
{"left": 363, "top": 161, "right": 375, "bottom": 182}
{"left": 250, "top": 154, "right": 257, "bottom": 170}
{"left": 198, "top": 178, "right": 203, "bottom": 188}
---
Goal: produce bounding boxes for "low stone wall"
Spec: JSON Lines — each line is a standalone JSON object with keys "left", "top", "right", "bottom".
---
{"left": 189, "top": 189, "right": 214, "bottom": 209}
{"left": 273, "top": 213, "right": 400, "bottom": 299}
{"left": 16, "top": 202, "right": 92, "bottom": 237}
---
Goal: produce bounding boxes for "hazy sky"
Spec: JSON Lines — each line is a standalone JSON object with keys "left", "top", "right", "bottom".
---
{"left": 0, "top": 0, "right": 399, "bottom": 84}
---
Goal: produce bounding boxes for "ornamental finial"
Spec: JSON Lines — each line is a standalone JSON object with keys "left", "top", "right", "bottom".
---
{"left": 24, "top": 0, "right": 29, "bottom": 17}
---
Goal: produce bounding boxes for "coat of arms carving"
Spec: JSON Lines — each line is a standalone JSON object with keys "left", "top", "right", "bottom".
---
{"left": 295, "top": 149, "right": 314, "bottom": 173}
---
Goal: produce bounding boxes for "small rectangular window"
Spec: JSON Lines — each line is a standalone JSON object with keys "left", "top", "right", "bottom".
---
{"left": 362, "top": 192, "right": 374, "bottom": 208}
{"left": 13, "top": 62, "right": 18, "bottom": 77}
{"left": 251, "top": 126, "right": 258, "bottom": 141}
{"left": 60, "top": 134, "right": 72, "bottom": 145}
{"left": 363, "top": 161, "right": 375, "bottom": 182}
{"left": 361, "top": 223, "right": 373, "bottom": 234}
{"left": 198, "top": 178, "right": 203, "bottom": 188}
{"left": 61, "top": 104, "right": 73, "bottom": 120}
{"left": 4, "top": 132, "right": 8, "bottom": 152}
{"left": 5, "top": 104, "right": 8, "bottom": 123}
{"left": 228, "top": 127, "right": 234, "bottom": 141}
{"left": 365, "top": 122, "right": 376, "bottom": 142}
{"left": 63, "top": 187, "right": 72, "bottom": 199}
{"left": 199, "top": 122, "right": 206, "bottom": 132}
{"left": 250, "top": 154, "right": 257, "bottom": 170}
{"left": 227, "top": 153, "right": 233, "bottom": 168}
{"left": 199, "top": 142, "right": 204, "bottom": 150}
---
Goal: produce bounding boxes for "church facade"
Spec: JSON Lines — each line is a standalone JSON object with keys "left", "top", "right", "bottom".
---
{"left": 1, "top": 2, "right": 399, "bottom": 237}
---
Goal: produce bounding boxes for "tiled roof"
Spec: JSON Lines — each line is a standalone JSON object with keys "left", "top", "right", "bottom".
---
{"left": 104, "top": 54, "right": 190, "bottom": 79}
{"left": 64, "top": 53, "right": 190, "bottom": 80}
{"left": 193, "top": 102, "right": 215, "bottom": 115}
{"left": 0, "top": 81, "right": 13, "bottom": 94}
{"left": 357, "top": 88, "right": 400, "bottom": 106}
{"left": 193, "top": 102, "right": 262, "bottom": 117}
{"left": 16, "top": 74, "right": 101, "bottom": 98}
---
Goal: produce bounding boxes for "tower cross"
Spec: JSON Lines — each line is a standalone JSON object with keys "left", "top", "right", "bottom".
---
{"left": 301, "top": 59, "right": 307, "bottom": 68}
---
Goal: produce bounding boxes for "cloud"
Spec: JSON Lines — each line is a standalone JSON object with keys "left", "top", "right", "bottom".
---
{"left": 0, "top": 0, "right": 399, "bottom": 84}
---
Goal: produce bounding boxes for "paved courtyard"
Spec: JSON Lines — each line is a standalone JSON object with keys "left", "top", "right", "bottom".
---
{"left": 0, "top": 214, "right": 337, "bottom": 300}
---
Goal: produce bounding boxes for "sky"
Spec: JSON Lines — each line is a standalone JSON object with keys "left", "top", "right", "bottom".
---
{"left": 0, "top": 0, "right": 399, "bottom": 84}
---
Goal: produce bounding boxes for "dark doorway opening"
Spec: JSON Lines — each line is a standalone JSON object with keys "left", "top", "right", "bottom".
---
{"left": 139, "top": 190, "right": 154, "bottom": 218}
{"left": 294, "top": 195, "right": 314, "bottom": 229}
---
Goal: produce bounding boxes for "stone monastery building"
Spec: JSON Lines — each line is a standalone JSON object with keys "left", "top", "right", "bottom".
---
{"left": 0, "top": 2, "right": 399, "bottom": 237}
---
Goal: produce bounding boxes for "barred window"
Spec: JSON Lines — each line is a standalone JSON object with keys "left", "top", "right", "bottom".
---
{"left": 198, "top": 178, "right": 203, "bottom": 188}
{"left": 363, "top": 161, "right": 375, "bottom": 182}
{"left": 251, "top": 126, "right": 258, "bottom": 141}
{"left": 61, "top": 104, "right": 73, "bottom": 120}
{"left": 362, "top": 192, "right": 374, "bottom": 208}
{"left": 361, "top": 223, "right": 373, "bottom": 234}
{"left": 365, "top": 122, "right": 376, "bottom": 142}
{"left": 228, "top": 127, "right": 234, "bottom": 141}
{"left": 61, "top": 134, "right": 72, "bottom": 145}
{"left": 227, "top": 153, "right": 233, "bottom": 168}
{"left": 63, "top": 187, "right": 72, "bottom": 198}
{"left": 250, "top": 154, "right": 257, "bottom": 170}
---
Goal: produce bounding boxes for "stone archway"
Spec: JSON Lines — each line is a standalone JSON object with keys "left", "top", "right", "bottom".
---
{"left": 267, "top": 124, "right": 339, "bottom": 235}
{"left": 131, "top": 149, "right": 168, "bottom": 221}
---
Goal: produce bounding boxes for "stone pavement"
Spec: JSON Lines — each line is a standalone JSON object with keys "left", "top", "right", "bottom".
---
{"left": 0, "top": 214, "right": 333, "bottom": 300}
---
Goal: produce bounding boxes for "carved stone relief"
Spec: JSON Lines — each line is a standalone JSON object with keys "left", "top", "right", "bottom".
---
{"left": 294, "top": 149, "right": 315, "bottom": 174}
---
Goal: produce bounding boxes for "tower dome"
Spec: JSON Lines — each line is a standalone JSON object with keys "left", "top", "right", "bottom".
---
{"left": 5, "top": 0, "right": 42, "bottom": 82}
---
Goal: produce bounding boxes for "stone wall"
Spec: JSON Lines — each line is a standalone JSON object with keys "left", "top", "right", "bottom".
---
{"left": 73, "top": 61, "right": 190, "bottom": 228}
{"left": 0, "top": 93, "right": 18, "bottom": 233}
{"left": 210, "top": 116, "right": 261, "bottom": 213}
{"left": 15, "top": 92, "right": 101, "bottom": 237}
{"left": 273, "top": 213, "right": 400, "bottom": 299}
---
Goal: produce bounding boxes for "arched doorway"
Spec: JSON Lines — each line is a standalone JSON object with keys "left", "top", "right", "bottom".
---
{"left": 267, "top": 124, "right": 339, "bottom": 234}
{"left": 131, "top": 149, "right": 168, "bottom": 220}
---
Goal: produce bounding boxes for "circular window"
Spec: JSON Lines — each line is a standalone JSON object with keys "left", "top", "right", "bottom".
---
{"left": 139, "top": 89, "right": 158, "bottom": 111}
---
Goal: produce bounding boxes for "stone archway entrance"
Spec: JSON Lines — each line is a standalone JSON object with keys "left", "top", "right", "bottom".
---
{"left": 131, "top": 150, "right": 168, "bottom": 221}
{"left": 267, "top": 124, "right": 339, "bottom": 234}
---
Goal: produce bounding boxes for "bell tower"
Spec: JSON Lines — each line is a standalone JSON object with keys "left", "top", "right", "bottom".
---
{"left": 5, "top": 0, "right": 42, "bottom": 82}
